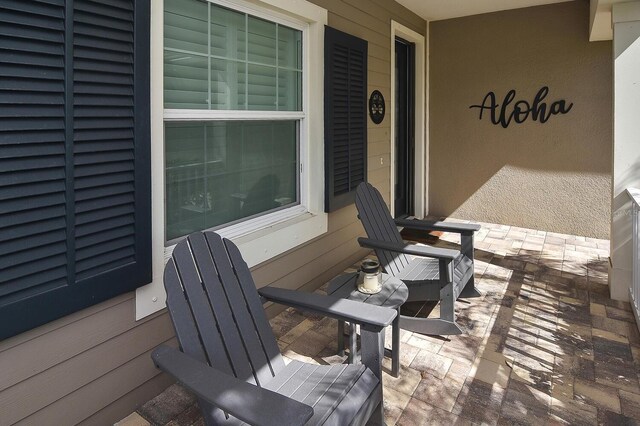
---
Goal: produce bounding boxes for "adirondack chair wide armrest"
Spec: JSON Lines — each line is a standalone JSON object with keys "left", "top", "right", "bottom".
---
{"left": 358, "top": 237, "right": 460, "bottom": 260}
{"left": 258, "top": 287, "right": 396, "bottom": 331}
{"left": 151, "top": 345, "right": 314, "bottom": 426}
{"left": 394, "top": 218, "right": 481, "bottom": 235}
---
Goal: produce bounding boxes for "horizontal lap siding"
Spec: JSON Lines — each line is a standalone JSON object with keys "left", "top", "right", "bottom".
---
{"left": 3, "top": 316, "right": 174, "bottom": 424}
{"left": 0, "top": 295, "right": 176, "bottom": 426}
{"left": 256, "top": 0, "right": 425, "bottom": 309}
{"left": 0, "top": 1, "right": 425, "bottom": 424}
{"left": 313, "top": 0, "right": 424, "bottom": 206}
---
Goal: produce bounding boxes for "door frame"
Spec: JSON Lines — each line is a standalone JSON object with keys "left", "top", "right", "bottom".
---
{"left": 390, "top": 20, "right": 427, "bottom": 218}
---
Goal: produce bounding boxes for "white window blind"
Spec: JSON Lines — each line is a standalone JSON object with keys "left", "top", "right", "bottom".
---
{"left": 164, "top": 0, "right": 302, "bottom": 111}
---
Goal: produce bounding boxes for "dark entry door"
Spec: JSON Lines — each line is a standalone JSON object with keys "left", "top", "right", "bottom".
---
{"left": 394, "top": 38, "right": 415, "bottom": 218}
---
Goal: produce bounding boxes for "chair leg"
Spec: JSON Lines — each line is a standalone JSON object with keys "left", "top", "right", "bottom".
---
{"left": 440, "top": 280, "right": 454, "bottom": 322}
{"left": 337, "top": 320, "right": 345, "bottom": 357}
{"left": 399, "top": 315, "right": 463, "bottom": 335}
{"left": 360, "top": 327, "right": 385, "bottom": 380}
{"left": 459, "top": 275, "right": 482, "bottom": 299}
{"left": 365, "top": 401, "right": 385, "bottom": 426}
{"left": 349, "top": 322, "right": 358, "bottom": 364}
{"left": 398, "top": 279, "right": 463, "bottom": 336}
{"left": 391, "top": 309, "right": 400, "bottom": 377}
{"left": 460, "top": 233, "right": 482, "bottom": 299}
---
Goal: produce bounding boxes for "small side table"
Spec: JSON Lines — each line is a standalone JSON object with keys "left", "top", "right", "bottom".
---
{"left": 327, "top": 272, "right": 408, "bottom": 377}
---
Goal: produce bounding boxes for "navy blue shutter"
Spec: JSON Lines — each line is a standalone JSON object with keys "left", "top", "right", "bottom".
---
{"left": 324, "top": 26, "right": 367, "bottom": 213}
{"left": 0, "top": 0, "right": 151, "bottom": 340}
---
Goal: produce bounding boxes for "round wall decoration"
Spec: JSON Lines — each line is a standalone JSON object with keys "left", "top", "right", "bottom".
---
{"left": 369, "top": 90, "right": 385, "bottom": 124}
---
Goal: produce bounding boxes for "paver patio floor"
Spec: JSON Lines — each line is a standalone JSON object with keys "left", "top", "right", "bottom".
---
{"left": 120, "top": 221, "right": 640, "bottom": 426}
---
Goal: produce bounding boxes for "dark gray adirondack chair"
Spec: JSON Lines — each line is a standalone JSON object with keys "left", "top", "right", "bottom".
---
{"left": 355, "top": 182, "right": 481, "bottom": 336}
{"left": 151, "top": 231, "right": 396, "bottom": 426}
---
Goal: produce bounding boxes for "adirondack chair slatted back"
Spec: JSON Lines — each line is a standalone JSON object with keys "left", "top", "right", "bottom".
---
{"left": 356, "top": 183, "right": 412, "bottom": 276}
{"left": 164, "top": 232, "right": 285, "bottom": 391}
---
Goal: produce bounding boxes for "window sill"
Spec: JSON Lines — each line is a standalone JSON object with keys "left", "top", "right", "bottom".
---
{"left": 165, "top": 206, "right": 327, "bottom": 268}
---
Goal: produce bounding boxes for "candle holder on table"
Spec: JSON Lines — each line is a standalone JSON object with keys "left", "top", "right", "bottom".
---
{"left": 358, "top": 259, "right": 382, "bottom": 294}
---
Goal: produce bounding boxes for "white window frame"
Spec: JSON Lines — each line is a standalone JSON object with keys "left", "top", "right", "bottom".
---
{"left": 136, "top": 0, "right": 328, "bottom": 319}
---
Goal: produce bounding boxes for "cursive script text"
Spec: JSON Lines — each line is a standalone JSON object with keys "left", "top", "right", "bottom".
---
{"left": 469, "top": 87, "right": 573, "bottom": 128}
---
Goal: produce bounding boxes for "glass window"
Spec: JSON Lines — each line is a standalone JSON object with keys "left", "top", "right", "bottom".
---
{"left": 164, "top": 0, "right": 302, "bottom": 111}
{"left": 165, "top": 121, "right": 298, "bottom": 241}
{"left": 164, "top": 0, "right": 304, "bottom": 242}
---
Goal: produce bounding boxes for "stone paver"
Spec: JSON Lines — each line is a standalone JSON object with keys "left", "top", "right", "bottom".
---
{"left": 122, "top": 222, "right": 640, "bottom": 426}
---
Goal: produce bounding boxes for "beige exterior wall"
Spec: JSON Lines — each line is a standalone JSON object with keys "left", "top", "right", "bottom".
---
{"left": 0, "top": 1, "right": 424, "bottom": 424}
{"left": 429, "top": 0, "right": 612, "bottom": 239}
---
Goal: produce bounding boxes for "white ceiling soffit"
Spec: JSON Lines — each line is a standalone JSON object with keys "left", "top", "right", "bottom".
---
{"left": 395, "top": 0, "right": 575, "bottom": 22}
{"left": 590, "top": 0, "right": 632, "bottom": 41}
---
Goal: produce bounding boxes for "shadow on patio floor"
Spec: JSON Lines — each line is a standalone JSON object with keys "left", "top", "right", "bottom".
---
{"left": 121, "top": 222, "right": 640, "bottom": 426}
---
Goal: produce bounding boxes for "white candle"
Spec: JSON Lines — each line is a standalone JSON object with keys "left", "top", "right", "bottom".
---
{"left": 363, "top": 273, "right": 378, "bottom": 290}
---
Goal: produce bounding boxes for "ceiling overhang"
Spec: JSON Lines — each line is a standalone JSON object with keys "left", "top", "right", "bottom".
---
{"left": 394, "top": 0, "right": 626, "bottom": 42}
{"left": 394, "top": 0, "right": 574, "bottom": 22}
{"left": 589, "top": 0, "right": 637, "bottom": 41}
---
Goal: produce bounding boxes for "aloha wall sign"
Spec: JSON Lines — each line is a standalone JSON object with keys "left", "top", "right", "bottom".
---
{"left": 469, "top": 86, "right": 573, "bottom": 128}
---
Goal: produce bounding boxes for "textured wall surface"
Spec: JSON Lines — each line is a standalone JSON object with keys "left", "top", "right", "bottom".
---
{"left": 429, "top": 0, "right": 612, "bottom": 238}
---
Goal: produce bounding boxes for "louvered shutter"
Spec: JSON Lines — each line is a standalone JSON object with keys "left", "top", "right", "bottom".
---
{"left": 0, "top": 0, "right": 151, "bottom": 340}
{"left": 324, "top": 26, "right": 367, "bottom": 212}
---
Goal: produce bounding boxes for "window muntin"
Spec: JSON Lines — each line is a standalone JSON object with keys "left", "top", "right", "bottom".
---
{"left": 164, "top": 0, "right": 302, "bottom": 111}
{"left": 163, "top": 0, "right": 304, "bottom": 242}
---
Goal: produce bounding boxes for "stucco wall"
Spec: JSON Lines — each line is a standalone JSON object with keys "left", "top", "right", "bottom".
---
{"left": 429, "top": 0, "right": 612, "bottom": 238}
